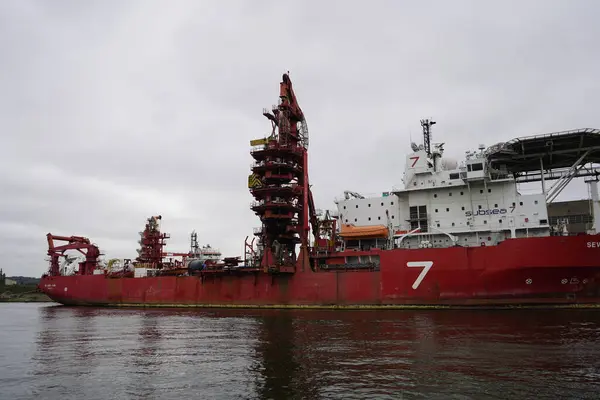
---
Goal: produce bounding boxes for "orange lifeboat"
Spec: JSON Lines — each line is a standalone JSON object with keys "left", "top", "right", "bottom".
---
{"left": 339, "top": 224, "right": 389, "bottom": 239}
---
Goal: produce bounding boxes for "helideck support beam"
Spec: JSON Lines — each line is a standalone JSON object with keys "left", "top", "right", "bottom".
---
{"left": 546, "top": 149, "right": 591, "bottom": 203}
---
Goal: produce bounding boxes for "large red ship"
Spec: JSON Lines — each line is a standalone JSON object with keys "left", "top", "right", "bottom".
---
{"left": 38, "top": 73, "right": 600, "bottom": 308}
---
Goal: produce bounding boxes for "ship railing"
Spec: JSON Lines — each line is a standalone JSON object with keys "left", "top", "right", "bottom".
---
{"left": 251, "top": 160, "right": 298, "bottom": 169}
{"left": 504, "top": 127, "right": 600, "bottom": 145}
{"left": 251, "top": 144, "right": 268, "bottom": 152}
{"left": 333, "top": 191, "right": 385, "bottom": 203}
{"left": 251, "top": 199, "right": 294, "bottom": 208}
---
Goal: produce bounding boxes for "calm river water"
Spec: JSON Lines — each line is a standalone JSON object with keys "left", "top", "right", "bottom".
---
{"left": 0, "top": 303, "right": 599, "bottom": 399}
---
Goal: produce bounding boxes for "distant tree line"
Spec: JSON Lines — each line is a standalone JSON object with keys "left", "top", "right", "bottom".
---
{"left": 6, "top": 276, "right": 40, "bottom": 285}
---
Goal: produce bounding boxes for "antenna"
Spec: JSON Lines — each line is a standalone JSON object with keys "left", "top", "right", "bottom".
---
{"left": 420, "top": 118, "right": 436, "bottom": 157}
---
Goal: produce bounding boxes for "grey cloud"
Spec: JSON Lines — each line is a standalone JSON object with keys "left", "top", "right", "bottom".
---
{"left": 1, "top": 0, "right": 599, "bottom": 276}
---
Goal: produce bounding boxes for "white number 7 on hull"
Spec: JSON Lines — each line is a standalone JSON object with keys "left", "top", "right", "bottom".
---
{"left": 407, "top": 261, "right": 434, "bottom": 290}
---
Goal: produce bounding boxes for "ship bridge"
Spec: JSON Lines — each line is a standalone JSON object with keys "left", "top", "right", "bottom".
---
{"left": 486, "top": 128, "right": 600, "bottom": 202}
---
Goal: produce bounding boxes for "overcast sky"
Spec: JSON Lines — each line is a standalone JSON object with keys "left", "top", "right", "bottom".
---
{"left": 1, "top": 0, "right": 599, "bottom": 277}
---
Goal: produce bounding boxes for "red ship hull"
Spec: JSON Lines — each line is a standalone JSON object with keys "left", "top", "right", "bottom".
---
{"left": 38, "top": 235, "right": 600, "bottom": 308}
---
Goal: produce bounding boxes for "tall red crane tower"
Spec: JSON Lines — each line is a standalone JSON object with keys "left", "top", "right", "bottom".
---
{"left": 248, "top": 73, "right": 319, "bottom": 273}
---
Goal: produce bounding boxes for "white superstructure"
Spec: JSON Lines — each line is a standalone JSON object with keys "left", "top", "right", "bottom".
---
{"left": 333, "top": 120, "right": 555, "bottom": 250}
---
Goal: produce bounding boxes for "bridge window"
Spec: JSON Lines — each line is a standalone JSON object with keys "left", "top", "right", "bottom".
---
{"left": 540, "top": 219, "right": 548, "bottom": 224}
{"left": 450, "top": 173, "right": 459, "bottom": 180}
{"left": 471, "top": 163, "right": 483, "bottom": 171}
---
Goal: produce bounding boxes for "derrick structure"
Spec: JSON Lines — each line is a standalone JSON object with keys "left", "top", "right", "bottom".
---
{"left": 135, "top": 215, "right": 169, "bottom": 269}
{"left": 249, "top": 73, "right": 313, "bottom": 272}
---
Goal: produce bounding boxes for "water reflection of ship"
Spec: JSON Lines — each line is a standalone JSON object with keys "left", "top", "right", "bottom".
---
{"left": 253, "top": 311, "right": 309, "bottom": 399}
{"left": 126, "top": 312, "right": 162, "bottom": 399}
{"left": 27, "top": 308, "right": 600, "bottom": 398}
{"left": 250, "top": 309, "right": 600, "bottom": 398}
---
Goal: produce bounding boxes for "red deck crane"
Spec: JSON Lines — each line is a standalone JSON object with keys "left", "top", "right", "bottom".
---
{"left": 46, "top": 234, "right": 101, "bottom": 276}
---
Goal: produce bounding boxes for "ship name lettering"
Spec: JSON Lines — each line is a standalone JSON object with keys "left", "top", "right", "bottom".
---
{"left": 586, "top": 242, "right": 600, "bottom": 248}
{"left": 465, "top": 208, "right": 507, "bottom": 217}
